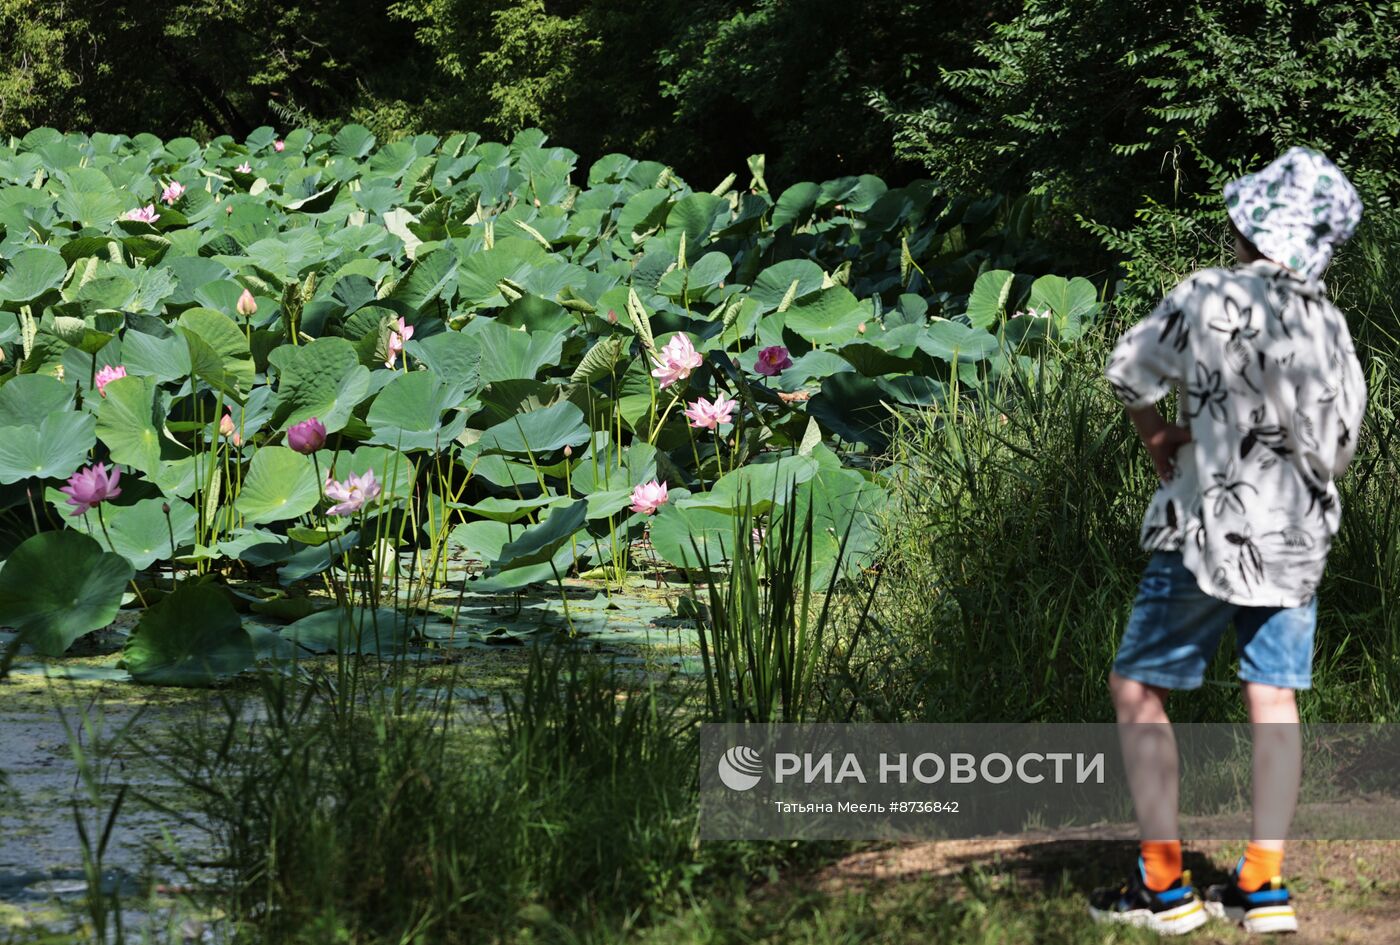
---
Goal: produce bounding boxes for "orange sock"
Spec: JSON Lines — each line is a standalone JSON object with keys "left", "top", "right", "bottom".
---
{"left": 1237, "top": 842, "right": 1284, "bottom": 891}
{"left": 1140, "top": 840, "right": 1183, "bottom": 891}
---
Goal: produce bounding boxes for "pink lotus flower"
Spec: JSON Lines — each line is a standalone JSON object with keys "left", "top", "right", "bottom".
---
{"left": 630, "top": 480, "right": 669, "bottom": 515}
{"left": 684, "top": 392, "right": 738, "bottom": 430}
{"left": 650, "top": 333, "right": 703, "bottom": 389}
{"left": 236, "top": 288, "right": 257, "bottom": 318}
{"left": 385, "top": 317, "right": 415, "bottom": 369}
{"left": 287, "top": 417, "right": 327, "bottom": 455}
{"left": 273, "top": 139, "right": 286, "bottom": 152}
{"left": 324, "top": 468, "right": 381, "bottom": 517}
{"left": 755, "top": 345, "right": 792, "bottom": 377}
{"left": 219, "top": 411, "right": 236, "bottom": 438}
{"left": 60, "top": 463, "right": 122, "bottom": 517}
{"left": 93, "top": 364, "right": 127, "bottom": 397}
{"left": 235, "top": 162, "right": 252, "bottom": 174}
{"left": 123, "top": 204, "right": 158, "bottom": 223}
{"left": 160, "top": 180, "right": 186, "bottom": 205}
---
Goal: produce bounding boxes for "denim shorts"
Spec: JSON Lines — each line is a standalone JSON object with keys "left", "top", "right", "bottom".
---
{"left": 1113, "top": 551, "right": 1317, "bottom": 690}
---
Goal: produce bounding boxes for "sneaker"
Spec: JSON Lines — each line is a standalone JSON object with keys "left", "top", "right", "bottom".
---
{"left": 1088, "top": 858, "right": 1209, "bottom": 935}
{"left": 1204, "top": 860, "right": 1298, "bottom": 934}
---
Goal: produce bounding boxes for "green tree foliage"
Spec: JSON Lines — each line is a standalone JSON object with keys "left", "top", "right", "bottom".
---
{"left": 0, "top": 0, "right": 1007, "bottom": 187}
{"left": 875, "top": 0, "right": 1400, "bottom": 301}
{"left": 0, "top": 1, "right": 431, "bottom": 143}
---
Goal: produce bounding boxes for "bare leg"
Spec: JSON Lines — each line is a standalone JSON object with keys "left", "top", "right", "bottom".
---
{"left": 1243, "top": 681, "right": 1301, "bottom": 847}
{"left": 1111, "top": 670, "right": 1179, "bottom": 841}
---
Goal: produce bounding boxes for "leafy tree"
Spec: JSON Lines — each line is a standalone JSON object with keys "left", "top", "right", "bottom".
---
{"left": 875, "top": 0, "right": 1400, "bottom": 301}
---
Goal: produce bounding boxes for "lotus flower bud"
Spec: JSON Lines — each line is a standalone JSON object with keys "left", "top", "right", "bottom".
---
{"left": 607, "top": 309, "right": 618, "bottom": 324}
{"left": 220, "top": 411, "right": 236, "bottom": 438}
{"left": 162, "top": 502, "right": 170, "bottom": 514}
{"left": 857, "top": 322, "right": 866, "bottom": 334}
{"left": 563, "top": 445, "right": 573, "bottom": 458}
{"left": 287, "top": 417, "right": 327, "bottom": 455}
{"left": 236, "top": 289, "right": 257, "bottom": 318}
{"left": 226, "top": 205, "right": 234, "bottom": 215}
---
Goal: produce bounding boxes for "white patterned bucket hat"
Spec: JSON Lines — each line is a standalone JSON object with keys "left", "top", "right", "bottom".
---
{"left": 1224, "top": 145, "right": 1363, "bottom": 281}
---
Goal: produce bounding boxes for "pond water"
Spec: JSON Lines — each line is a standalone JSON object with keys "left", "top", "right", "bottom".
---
{"left": 0, "top": 578, "right": 702, "bottom": 942}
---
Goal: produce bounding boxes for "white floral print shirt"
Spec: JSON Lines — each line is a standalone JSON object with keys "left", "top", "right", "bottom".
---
{"left": 1105, "top": 260, "right": 1366, "bottom": 607}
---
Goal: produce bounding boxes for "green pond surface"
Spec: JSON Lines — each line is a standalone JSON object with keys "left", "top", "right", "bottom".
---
{"left": 0, "top": 578, "right": 703, "bottom": 942}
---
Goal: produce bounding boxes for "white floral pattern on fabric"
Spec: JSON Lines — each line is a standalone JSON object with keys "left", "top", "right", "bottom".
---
{"left": 1224, "top": 146, "right": 1363, "bottom": 282}
{"left": 1105, "top": 261, "right": 1366, "bottom": 607}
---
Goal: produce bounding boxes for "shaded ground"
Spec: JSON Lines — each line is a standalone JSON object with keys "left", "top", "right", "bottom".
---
{"left": 807, "top": 829, "right": 1400, "bottom": 944}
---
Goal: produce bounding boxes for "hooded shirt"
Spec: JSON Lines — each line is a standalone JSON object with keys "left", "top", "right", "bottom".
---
{"left": 1105, "top": 259, "right": 1366, "bottom": 607}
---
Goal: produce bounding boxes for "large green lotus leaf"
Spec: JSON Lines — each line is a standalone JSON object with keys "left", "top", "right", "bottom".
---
{"left": 235, "top": 446, "right": 320, "bottom": 525}
{"left": 449, "top": 518, "right": 513, "bottom": 563}
{"left": 275, "top": 529, "right": 360, "bottom": 585}
{"left": 122, "top": 325, "right": 192, "bottom": 383}
{"left": 0, "top": 410, "right": 96, "bottom": 485}
{"left": 478, "top": 401, "right": 590, "bottom": 455}
{"left": 471, "top": 542, "right": 578, "bottom": 593}
{"left": 775, "top": 467, "right": 886, "bottom": 588}
{"left": 148, "top": 455, "right": 199, "bottom": 500}
{"left": 461, "top": 318, "right": 562, "bottom": 383}
{"left": 0, "top": 248, "right": 66, "bottom": 307}
{"left": 686, "top": 251, "right": 732, "bottom": 290}
{"left": 55, "top": 494, "right": 197, "bottom": 571}
{"left": 178, "top": 307, "right": 255, "bottom": 400}
{"left": 56, "top": 190, "right": 126, "bottom": 229}
{"left": 450, "top": 517, "right": 580, "bottom": 591}
{"left": 568, "top": 441, "right": 658, "bottom": 494}
{"left": 489, "top": 498, "right": 587, "bottom": 572}
{"left": 458, "top": 495, "right": 560, "bottom": 524}
{"left": 455, "top": 241, "right": 550, "bottom": 307}
{"left": 784, "top": 286, "right": 868, "bottom": 345}
{"left": 666, "top": 192, "right": 726, "bottom": 246}
{"left": 649, "top": 504, "right": 736, "bottom": 570}
{"left": 331, "top": 123, "right": 377, "bottom": 158}
{"left": 49, "top": 313, "right": 117, "bottom": 356}
{"left": 270, "top": 336, "right": 371, "bottom": 433}
{"left": 389, "top": 247, "right": 458, "bottom": 310}
{"left": 404, "top": 330, "right": 482, "bottom": 401}
{"left": 497, "top": 293, "right": 574, "bottom": 333}
{"left": 771, "top": 181, "right": 821, "bottom": 230}
{"left": 680, "top": 455, "right": 820, "bottom": 515}
{"left": 1028, "top": 274, "right": 1100, "bottom": 337}
{"left": 281, "top": 607, "right": 410, "bottom": 655}
{"left": 0, "top": 375, "right": 72, "bottom": 427}
{"left": 807, "top": 373, "right": 894, "bottom": 451}
{"left": 618, "top": 188, "right": 671, "bottom": 245}
{"left": 917, "top": 320, "right": 1001, "bottom": 363}
{"left": 0, "top": 530, "right": 133, "bottom": 657}
{"left": 95, "top": 375, "right": 167, "bottom": 476}
{"left": 159, "top": 256, "right": 231, "bottom": 306}
{"left": 365, "top": 369, "right": 464, "bottom": 451}
{"left": 965, "top": 269, "right": 1015, "bottom": 330}
{"left": 121, "top": 584, "right": 254, "bottom": 686}
{"left": 748, "top": 259, "right": 825, "bottom": 312}
{"left": 239, "top": 229, "right": 325, "bottom": 285}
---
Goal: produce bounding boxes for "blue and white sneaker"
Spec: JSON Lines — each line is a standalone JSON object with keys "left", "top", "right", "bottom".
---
{"left": 1204, "top": 858, "right": 1298, "bottom": 934}
{"left": 1088, "top": 858, "right": 1209, "bottom": 935}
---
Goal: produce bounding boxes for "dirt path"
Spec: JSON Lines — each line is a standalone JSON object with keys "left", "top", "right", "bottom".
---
{"left": 812, "top": 825, "right": 1400, "bottom": 943}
